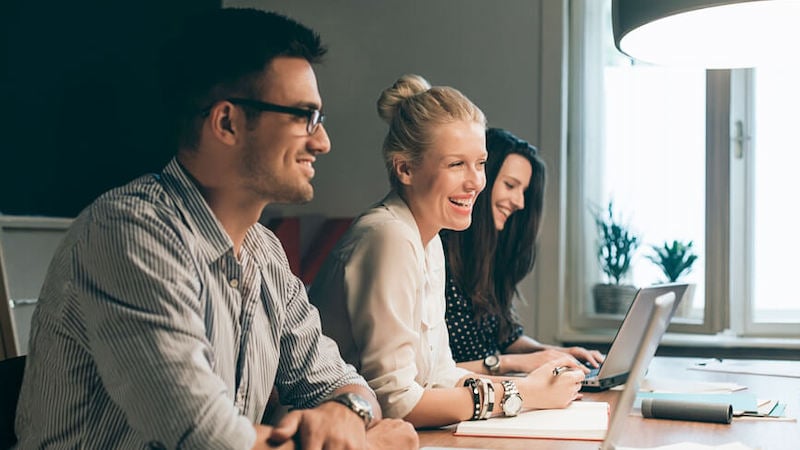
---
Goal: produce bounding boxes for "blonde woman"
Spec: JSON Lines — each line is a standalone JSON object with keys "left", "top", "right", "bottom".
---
{"left": 309, "top": 75, "right": 584, "bottom": 428}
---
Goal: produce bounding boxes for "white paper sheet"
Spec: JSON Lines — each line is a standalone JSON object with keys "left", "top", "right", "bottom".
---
{"left": 688, "top": 359, "right": 800, "bottom": 378}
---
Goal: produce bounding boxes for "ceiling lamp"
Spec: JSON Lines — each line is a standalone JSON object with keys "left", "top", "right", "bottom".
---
{"left": 612, "top": 0, "right": 800, "bottom": 68}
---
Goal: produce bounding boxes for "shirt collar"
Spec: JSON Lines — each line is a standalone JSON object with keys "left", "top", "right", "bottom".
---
{"left": 381, "top": 190, "right": 444, "bottom": 252}
{"left": 380, "top": 190, "right": 421, "bottom": 238}
{"left": 159, "top": 158, "right": 234, "bottom": 263}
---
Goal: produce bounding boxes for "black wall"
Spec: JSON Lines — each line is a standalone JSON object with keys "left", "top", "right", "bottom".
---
{"left": 1, "top": 0, "right": 220, "bottom": 217}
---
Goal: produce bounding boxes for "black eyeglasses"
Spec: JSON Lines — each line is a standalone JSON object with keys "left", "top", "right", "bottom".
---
{"left": 226, "top": 97, "right": 325, "bottom": 135}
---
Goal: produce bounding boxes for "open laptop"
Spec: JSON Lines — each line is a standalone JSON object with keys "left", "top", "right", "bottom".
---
{"left": 582, "top": 283, "right": 688, "bottom": 392}
{"left": 419, "top": 293, "right": 677, "bottom": 450}
{"left": 600, "top": 291, "right": 676, "bottom": 450}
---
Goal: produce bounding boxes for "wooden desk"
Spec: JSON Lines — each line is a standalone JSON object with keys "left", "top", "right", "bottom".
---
{"left": 418, "top": 357, "right": 800, "bottom": 450}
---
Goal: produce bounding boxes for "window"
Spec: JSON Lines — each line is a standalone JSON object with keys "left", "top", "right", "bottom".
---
{"left": 732, "top": 67, "right": 800, "bottom": 336}
{"left": 568, "top": 0, "right": 800, "bottom": 339}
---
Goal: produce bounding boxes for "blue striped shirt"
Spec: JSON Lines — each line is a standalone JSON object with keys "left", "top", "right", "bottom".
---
{"left": 15, "top": 158, "right": 366, "bottom": 449}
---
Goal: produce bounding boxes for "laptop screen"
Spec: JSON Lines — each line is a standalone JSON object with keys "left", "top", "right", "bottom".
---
{"left": 601, "top": 292, "right": 676, "bottom": 450}
{"left": 598, "top": 283, "right": 688, "bottom": 380}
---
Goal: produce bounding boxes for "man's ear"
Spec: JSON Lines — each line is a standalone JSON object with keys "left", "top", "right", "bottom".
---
{"left": 394, "top": 157, "right": 414, "bottom": 186}
{"left": 207, "top": 102, "right": 239, "bottom": 145}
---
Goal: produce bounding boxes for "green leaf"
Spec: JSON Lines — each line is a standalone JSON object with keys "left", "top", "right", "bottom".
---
{"left": 592, "top": 201, "right": 640, "bottom": 284}
{"left": 646, "top": 239, "right": 698, "bottom": 282}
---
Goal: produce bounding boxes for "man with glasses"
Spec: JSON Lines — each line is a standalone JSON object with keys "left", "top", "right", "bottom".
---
{"left": 15, "top": 8, "right": 417, "bottom": 450}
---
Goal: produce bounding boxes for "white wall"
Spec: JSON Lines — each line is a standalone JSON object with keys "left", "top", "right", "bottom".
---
{"left": 228, "top": 0, "right": 543, "bottom": 214}
{"left": 226, "top": 0, "right": 568, "bottom": 344}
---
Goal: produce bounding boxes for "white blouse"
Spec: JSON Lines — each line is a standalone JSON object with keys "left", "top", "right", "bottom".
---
{"left": 309, "top": 191, "right": 468, "bottom": 418}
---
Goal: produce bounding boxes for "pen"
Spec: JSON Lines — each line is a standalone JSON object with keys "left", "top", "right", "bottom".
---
{"left": 552, "top": 366, "right": 570, "bottom": 376}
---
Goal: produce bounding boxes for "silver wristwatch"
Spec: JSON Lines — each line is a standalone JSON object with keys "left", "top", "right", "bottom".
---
{"left": 500, "top": 380, "right": 523, "bottom": 417}
{"left": 326, "top": 392, "right": 374, "bottom": 428}
{"left": 483, "top": 353, "right": 501, "bottom": 374}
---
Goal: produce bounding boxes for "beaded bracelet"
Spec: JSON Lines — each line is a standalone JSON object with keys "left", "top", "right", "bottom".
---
{"left": 476, "top": 378, "right": 495, "bottom": 419}
{"left": 463, "top": 377, "right": 482, "bottom": 421}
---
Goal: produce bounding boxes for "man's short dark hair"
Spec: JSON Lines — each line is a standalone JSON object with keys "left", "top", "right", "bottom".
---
{"left": 160, "top": 8, "right": 327, "bottom": 149}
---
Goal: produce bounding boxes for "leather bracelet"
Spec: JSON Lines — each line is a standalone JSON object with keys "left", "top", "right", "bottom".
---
{"left": 477, "top": 378, "right": 495, "bottom": 419}
{"left": 463, "top": 377, "right": 482, "bottom": 420}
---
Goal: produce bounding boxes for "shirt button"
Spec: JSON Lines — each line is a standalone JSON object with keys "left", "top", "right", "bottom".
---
{"left": 147, "top": 441, "right": 166, "bottom": 450}
{"left": 229, "top": 279, "right": 239, "bottom": 288}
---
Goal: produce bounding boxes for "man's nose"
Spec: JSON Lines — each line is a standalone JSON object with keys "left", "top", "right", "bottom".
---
{"left": 309, "top": 124, "right": 331, "bottom": 154}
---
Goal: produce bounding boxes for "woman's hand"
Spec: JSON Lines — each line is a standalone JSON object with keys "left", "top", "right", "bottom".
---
{"left": 502, "top": 349, "right": 583, "bottom": 374}
{"left": 562, "top": 346, "right": 605, "bottom": 368}
{"left": 516, "top": 357, "right": 585, "bottom": 410}
{"left": 503, "top": 336, "right": 603, "bottom": 372}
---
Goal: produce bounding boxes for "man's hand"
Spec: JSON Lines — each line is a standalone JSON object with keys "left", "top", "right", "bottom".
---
{"left": 268, "top": 401, "right": 366, "bottom": 450}
{"left": 366, "top": 419, "right": 418, "bottom": 450}
{"left": 252, "top": 425, "right": 295, "bottom": 450}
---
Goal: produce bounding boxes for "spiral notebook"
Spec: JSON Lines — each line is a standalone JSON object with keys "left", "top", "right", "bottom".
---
{"left": 454, "top": 401, "right": 609, "bottom": 440}
{"left": 453, "top": 293, "right": 676, "bottom": 446}
{"left": 455, "top": 292, "right": 675, "bottom": 442}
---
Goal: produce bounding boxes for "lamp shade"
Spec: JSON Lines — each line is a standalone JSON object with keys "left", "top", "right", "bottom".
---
{"left": 612, "top": 0, "right": 800, "bottom": 68}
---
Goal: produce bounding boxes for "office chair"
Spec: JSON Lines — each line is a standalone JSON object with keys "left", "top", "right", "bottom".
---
{"left": 0, "top": 355, "right": 25, "bottom": 449}
{"left": 0, "top": 215, "right": 73, "bottom": 358}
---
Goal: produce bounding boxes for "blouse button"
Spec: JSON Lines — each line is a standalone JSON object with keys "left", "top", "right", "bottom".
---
{"left": 229, "top": 278, "right": 239, "bottom": 288}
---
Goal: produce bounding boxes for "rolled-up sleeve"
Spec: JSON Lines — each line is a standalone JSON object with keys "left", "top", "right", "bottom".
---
{"left": 430, "top": 341, "right": 469, "bottom": 389}
{"left": 82, "top": 202, "right": 254, "bottom": 450}
{"left": 342, "top": 225, "right": 427, "bottom": 418}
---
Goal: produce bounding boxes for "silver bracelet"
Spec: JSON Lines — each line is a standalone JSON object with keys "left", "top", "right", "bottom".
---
{"left": 476, "top": 378, "right": 495, "bottom": 419}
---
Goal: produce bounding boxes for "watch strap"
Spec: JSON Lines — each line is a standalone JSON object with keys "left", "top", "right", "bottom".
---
{"left": 326, "top": 392, "right": 374, "bottom": 428}
{"left": 500, "top": 379, "right": 523, "bottom": 417}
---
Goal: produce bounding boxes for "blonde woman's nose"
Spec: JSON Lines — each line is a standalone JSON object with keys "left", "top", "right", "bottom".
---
{"left": 468, "top": 165, "right": 486, "bottom": 192}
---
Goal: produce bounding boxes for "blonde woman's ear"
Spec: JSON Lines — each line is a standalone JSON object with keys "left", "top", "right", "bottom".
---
{"left": 394, "top": 157, "right": 414, "bottom": 186}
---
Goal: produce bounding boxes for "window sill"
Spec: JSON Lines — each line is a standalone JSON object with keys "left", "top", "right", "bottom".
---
{"left": 559, "top": 331, "right": 800, "bottom": 360}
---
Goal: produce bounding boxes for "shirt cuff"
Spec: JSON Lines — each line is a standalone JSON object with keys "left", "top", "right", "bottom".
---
{"left": 434, "top": 366, "right": 471, "bottom": 389}
{"left": 371, "top": 379, "right": 425, "bottom": 419}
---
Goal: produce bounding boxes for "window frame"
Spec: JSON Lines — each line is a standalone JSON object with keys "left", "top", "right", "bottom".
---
{"left": 732, "top": 68, "right": 800, "bottom": 337}
{"left": 566, "top": 0, "right": 728, "bottom": 336}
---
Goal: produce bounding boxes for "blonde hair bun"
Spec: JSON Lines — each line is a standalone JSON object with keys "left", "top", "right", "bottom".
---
{"left": 377, "top": 74, "right": 431, "bottom": 124}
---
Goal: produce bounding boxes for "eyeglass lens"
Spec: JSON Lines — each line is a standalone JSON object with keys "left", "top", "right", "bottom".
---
{"left": 308, "top": 110, "right": 325, "bottom": 135}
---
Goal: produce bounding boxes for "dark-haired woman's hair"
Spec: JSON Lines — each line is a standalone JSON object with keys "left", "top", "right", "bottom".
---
{"left": 442, "top": 127, "right": 545, "bottom": 343}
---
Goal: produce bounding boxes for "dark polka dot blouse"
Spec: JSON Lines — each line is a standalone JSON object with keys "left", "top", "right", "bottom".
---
{"left": 444, "top": 274, "right": 524, "bottom": 363}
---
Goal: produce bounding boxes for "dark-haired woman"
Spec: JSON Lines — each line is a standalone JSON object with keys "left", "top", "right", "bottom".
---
{"left": 442, "top": 128, "right": 604, "bottom": 376}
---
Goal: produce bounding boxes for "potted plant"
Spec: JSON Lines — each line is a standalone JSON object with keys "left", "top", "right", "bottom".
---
{"left": 647, "top": 240, "right": 698, "bottom": 317}
{"left": 647, "top": 240, "right": 697, "bottom": 283}
{"left": 592, "top": 201, "right": 639, "bottom": 314}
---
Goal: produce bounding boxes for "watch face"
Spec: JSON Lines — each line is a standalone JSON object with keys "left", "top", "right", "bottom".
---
{"left": 349, "top": 394, "right": 371, "bottom": 413}
{"left": 341, "top": 393, "right": 374, "bottom": 424}
{"left": 504, "top": 394, "right": 523, "bottom": 415}
{"left": 485, "top": 355, "right": 499, "bottom": 366}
